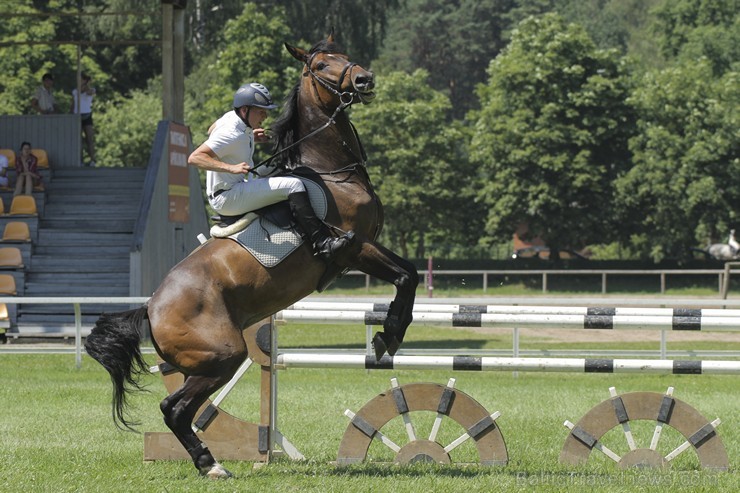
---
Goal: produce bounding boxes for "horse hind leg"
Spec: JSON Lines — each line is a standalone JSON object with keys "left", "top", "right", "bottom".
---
{"left": 160, "top": 373, "right": 236, "bottom": 479}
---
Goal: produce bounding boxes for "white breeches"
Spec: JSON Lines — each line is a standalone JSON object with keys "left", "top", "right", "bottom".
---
{"left": 209, "top": 175, "right": 305, "bottom": 216}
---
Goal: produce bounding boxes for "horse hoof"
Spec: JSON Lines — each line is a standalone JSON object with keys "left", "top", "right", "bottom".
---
{"left": 387, "top": 337, "right": 401, "bottom": 356}
{"left": 372, "top": 332, "right": 388, "bottom": 361}
{"left": 204, "top": 463, "right": 233, "bottom": 480}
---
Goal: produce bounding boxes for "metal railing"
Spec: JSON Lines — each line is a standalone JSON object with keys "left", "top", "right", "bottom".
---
{"left": 0, "top": 297, "right": 149, "bottom": 368}
{"left": 341, "top": 268, "right": 733, "bottom": 295}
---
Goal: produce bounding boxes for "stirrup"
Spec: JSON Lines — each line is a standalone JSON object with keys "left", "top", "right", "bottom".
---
{"left": 313, "top": 231, "right": 355, "bottom": 262}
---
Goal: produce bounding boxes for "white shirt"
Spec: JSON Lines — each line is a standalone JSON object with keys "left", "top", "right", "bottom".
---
{"left": 33, "top": 86, "right": 55, "bottom": 112}
{"left": 204, "top": 111, "right": 253, "bottom": 195}
{"left": 72, "top": 87, "right": 95, "bottom": 114}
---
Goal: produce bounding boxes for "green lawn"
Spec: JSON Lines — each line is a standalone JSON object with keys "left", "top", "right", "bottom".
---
{"left": 1, "top": 321, "right": 738, "bottom": 492}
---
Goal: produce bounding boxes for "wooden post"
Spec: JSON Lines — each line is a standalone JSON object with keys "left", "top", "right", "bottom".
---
{"left": 427, "top": 256, "right": 433, "bottom": 298}
{"left": 161, "top": 1, "right": 185, "bottom": 122}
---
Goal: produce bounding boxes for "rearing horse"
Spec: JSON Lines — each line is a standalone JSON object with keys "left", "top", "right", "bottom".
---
{"left": 85, "top": 34, "right": 418, "bottom": 479}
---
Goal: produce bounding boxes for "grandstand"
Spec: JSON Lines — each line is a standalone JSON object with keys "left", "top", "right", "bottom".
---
{"left": 0, "top": 118, "right": 209, "bottom": 339}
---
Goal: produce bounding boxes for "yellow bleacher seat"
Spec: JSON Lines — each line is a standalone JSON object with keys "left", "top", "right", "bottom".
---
{"left": 0, "top": 274, "right": 17, "bottom": 295}
{"left": 0, "top": 303, "right": 9, "bottom": 330}
{"left": 31, "top": 148, "right": 49, "bottom": 168}
{"left": 9, "top": 195, "right": 37, "bottom": 215}
{"left": 2, "top": 222, "right": 31, "bottom": 242}
{"left": 0, "top": 247, "right": 23, "bottom": 268}
{"left": 0, "top": 149, "right": 15, "bottom": 168}
{"left": 0, "top": 199, "right": 4, "bottom": 215}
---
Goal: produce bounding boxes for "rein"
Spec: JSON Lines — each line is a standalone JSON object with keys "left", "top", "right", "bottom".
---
{"left": 250, "top": 53, "right": 359, "bottom": 175}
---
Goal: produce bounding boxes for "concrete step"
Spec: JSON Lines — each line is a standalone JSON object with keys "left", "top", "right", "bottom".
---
{"left": 27, "top": 272, "right": 129, "bottom": 282}
{"left": 51, "top": 167, "right": 146, "bottom": 177}
{"left": 36, "top": 230, "right": 132, "bottom": 245}
{"left": 17, "top": 165, "right": 146, "bottom": 305}
{"left": 23, "top": 283, "right": 129, "bottom": 296}
{"left": 29, "top": 255, "right": 129, "bottom": 272}
{"left": 33, "top": 244, "right": 128, "bottom": 256}
{"left": 17, "top": 303, "right": 131, "bottom": 315}
{"left": 41, "top": 206, "right": 139, "bottom": 218}
{"left": 39, "top": 218, "right": 135, "bottom": 231}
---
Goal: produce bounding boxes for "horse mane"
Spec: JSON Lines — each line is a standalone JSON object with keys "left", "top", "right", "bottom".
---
{"left": 269, "top": 39, "right": 347, "bottom": 170}
{"left": 270, "top": 82, "right": 301, "bottom": 169}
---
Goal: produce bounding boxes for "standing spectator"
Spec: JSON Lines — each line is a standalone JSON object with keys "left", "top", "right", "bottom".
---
{"left": 31, "top": 73, "right": 58, "bottom": 114}
{"left": 0, "top": 152, "right": 8, "bottom": 188}
{"left": 71, "top": 73, "right": 97, "bottom": 166}
{"left": 14, "top": 142, "right": 41, "bottom": 196}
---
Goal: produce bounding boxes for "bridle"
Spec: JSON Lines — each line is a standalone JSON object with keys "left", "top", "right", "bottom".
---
{"left": 305, "top": 51, "right": 359, "bottom": 108}
{"left": 251, "top": 51, "right": 363, "bottom": 174}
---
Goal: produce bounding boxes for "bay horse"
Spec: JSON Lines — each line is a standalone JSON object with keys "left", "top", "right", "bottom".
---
{"left": 85, "top": 34, "right": 418, "bottom": 479}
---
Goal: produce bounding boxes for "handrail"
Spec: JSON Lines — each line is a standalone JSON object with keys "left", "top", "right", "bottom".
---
{"left": 132, "top": 121, "right": 168, "bottom": 253}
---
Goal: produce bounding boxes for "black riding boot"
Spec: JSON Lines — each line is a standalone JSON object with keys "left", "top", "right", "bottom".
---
{"left": 288, "top": 191, "right": 355, "bottom": 262}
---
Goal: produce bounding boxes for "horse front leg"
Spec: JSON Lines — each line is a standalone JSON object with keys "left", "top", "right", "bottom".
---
{"left": 352, "top": 241, "right": 418, "bottom": 360}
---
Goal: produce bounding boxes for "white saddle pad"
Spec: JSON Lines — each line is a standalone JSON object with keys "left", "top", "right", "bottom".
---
{"left": 226, "top": 179, "right": 327, "bottom": 268}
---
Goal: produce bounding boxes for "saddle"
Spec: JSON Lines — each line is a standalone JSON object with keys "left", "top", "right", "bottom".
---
{"left": 207, "top": 176, "right": 346, "bottom": 291}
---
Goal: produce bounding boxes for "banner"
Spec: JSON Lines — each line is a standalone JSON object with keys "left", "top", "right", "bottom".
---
{"left": 168, "top": 122, "right": 191, "bottom": 223}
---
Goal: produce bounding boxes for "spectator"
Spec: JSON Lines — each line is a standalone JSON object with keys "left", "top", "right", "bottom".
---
{"left": 31, "top": 73, "right": 58, "bottom": 114}
{"left": 71, "top": 73, "right": 97, "bottom": 167}
{"left": 14, "top": 141, "right": 41, "bottom": 196}
{"left": 0, "top": 153, "right": 8, "bottom": 188}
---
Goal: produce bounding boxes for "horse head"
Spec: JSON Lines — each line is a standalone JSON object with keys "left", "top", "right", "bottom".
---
{"left": 285, "top": 33, "right": 375, "bottom": 110}
{"left": 272, "top": 33, "right": 375, "bottom": 170}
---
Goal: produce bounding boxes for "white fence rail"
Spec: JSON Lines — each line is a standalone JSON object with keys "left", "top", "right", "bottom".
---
{"left": 341, "top": 268, "right": 734, "bottom": 295}
{"left": 0, "top": 297, "right": 149, "bottom": 368}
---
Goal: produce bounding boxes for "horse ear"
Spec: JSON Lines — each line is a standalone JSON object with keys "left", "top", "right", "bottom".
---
{"left": 327, "top": 27, "right": 335, "bottom": 43}
{"left": 285, "top": 42, "right": 307, "bottom": 63}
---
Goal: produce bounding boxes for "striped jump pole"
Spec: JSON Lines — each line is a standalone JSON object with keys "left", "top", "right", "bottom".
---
{"left": 276, "top": 309, "right": 740, "bottom": 332}
{"left": 288, "top": 301, "right": 740, "bottom": 318}
{"left": 276, "top": 353, "right": 740, "bottom": 375}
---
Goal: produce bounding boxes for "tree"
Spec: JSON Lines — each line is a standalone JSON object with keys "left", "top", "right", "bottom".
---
{"left": 376, "top": 0, "right": 517, "bottom": 119}
{"left": 95, "top": 82, "right": 162, "bottom": 167}
{"left": 470, "top": 13, "right": 634, "bottom": 259}
{"left": 351, "top": 70, "right": 479, "bottom": 258}
{"left": 615, "top": 60, "right": 739, "bottom": 261}
{"left": 267, "top": 0, "right": 401, "bottom": 66}
{"left": 653, "top": 0, "right": 739, "bottom": 76}
{"left": 0, "top": 0, "right": 96, "bottom": 115}
{"left": 79, "top": 0, "right": 161, "bottom": 95}
{"left": 184, "top": 3, "right": 297, "bottom": 146}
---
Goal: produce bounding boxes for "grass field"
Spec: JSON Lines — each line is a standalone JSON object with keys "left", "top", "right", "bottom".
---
{"left": 2, "top": 319, "right": 739, "bottom": 492}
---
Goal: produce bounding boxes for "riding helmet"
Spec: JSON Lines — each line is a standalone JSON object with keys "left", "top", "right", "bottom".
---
{"left": 233, "top": 82, "right": 278, "bottom": 110}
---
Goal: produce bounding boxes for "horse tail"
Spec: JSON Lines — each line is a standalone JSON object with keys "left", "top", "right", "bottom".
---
{"left": 85, "top": 306, "right": 150, "bottom": 431}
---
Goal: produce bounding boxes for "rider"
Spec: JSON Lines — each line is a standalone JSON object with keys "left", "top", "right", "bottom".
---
{"left": 188, "top": 82, "right": 354, "bottom": 262}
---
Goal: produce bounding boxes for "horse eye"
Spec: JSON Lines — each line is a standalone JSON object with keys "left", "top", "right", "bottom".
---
{"left": 315, "top": 62, "right": 327, "bottom": 70}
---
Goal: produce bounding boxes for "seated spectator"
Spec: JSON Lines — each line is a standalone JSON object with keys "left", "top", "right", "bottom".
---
{"left": 0, "top": 153, "right": 8, "bottom": 188}
{"left": 14, "top": 142, "right": 42, "bottom": 196}
{"left": 31, "top": 73, "right": 58, "bottom": 114}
